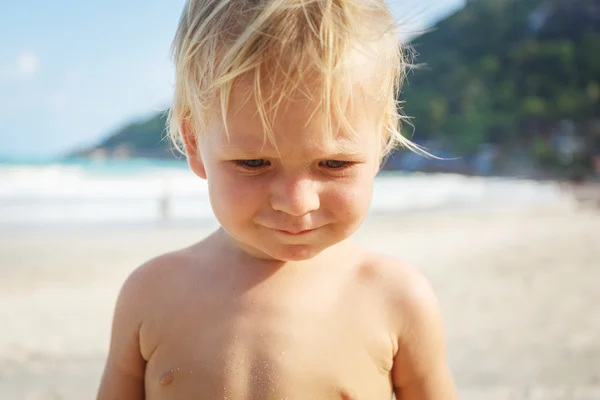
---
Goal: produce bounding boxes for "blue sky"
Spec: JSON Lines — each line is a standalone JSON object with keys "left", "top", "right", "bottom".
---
{"left": 0, "top": 0, "right": 464, "bottom": 159}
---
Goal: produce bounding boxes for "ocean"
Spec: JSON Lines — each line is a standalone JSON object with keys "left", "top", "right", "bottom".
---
{"left": 0, "top": 159, "right": 573, "bottom": 228}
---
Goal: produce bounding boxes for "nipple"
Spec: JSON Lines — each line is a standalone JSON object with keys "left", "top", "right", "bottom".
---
{"left": 159, "top": 367, "right": 180, "bottom": 386}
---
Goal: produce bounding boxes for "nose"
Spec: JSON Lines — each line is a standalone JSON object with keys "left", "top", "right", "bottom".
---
{"left": 270, "top": 175, "right": 320, "bottom": 216}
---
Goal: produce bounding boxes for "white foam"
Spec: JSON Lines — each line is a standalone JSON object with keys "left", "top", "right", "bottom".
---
{"left": 0, "top": 164, "right": 573, "bottom": 226}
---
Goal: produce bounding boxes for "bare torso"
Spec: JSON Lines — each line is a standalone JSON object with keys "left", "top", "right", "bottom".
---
{"left": 138, "top": 232, "right": 396, "bottom": 400}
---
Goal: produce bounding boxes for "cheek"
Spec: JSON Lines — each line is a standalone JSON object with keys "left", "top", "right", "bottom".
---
{"left": 323, "top": 175, "right": 374, "bottom": 219}
{"left": 207, "top": 169, "right": 265, "bottom": 219}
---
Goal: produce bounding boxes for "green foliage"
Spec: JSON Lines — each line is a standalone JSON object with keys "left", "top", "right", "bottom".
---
{"left": 101, "top": 112, "right": 169, "bottom": 151}
{"left": 401, "top": 0, "right": 600, "bottom": 164}
{"left": 75, "top": 111, "right": 176, "bottom": 159}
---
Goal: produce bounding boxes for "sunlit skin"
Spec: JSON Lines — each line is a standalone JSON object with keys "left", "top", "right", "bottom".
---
{"left": 96, "top": 80, "right": 457, "bottom": 400}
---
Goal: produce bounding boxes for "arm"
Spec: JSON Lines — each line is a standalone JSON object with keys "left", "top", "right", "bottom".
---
{"left": 97, "top": 269, "right": 148, "bottom": 400}
{"left": 391, "top": 272, "right": 457, "bottom": 400}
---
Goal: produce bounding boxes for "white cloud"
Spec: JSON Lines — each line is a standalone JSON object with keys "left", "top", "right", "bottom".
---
{"left": 0, "top": 51, "right": 40, "bottom": 81}
{"left": 16, "top": 51, "right": 40, "bottom": 77}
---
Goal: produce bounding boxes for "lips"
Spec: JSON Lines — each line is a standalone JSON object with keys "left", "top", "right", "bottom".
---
{"left": 275, "top": 228, "right": 316, "bottom": 235}
{"left": 259, "top": 220, "right": 323, "bottom": 235}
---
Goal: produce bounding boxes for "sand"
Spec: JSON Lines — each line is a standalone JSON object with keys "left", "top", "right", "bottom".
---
{"left": 1, "top": 204, "right": 599, "bottom": 399}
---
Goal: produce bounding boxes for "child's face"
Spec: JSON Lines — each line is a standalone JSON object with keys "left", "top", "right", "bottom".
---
{"left": 193, "top": 82, "right": 382, "bottom": 261}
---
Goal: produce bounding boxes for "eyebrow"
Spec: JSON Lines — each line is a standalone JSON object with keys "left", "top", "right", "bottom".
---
{"left": 218, "top": 135, "right": 367, "bottom": 157}
{"left": 218, "top": 144, "right": 274, "bottom": 156}
{"left": 220, "top": 145, "right": 366, "bottom": 159}
{"left": 320, "top": 151, "right": 367, "bottom": 160}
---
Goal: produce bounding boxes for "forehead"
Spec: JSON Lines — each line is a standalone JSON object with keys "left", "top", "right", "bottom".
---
{"left": 207, "top": 77, "right": 381, "bottom": 156}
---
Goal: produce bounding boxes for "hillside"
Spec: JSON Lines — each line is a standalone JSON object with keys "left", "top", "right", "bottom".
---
{"left": 400, "top": 0, "right": 600, "bottom": 176}
{"left": 71, "top": 0, "right": 600, "bottom": 177}
{"left": 70, "top": 112, "right": 174, "bottom": 159}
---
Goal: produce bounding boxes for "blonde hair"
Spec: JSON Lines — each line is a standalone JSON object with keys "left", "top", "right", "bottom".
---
{"left": 167, "top": 0, "right": 422, "bottom": 158}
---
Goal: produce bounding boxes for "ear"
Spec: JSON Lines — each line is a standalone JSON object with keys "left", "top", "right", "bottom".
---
{"left": 181, "top": 120, "right": 207, "bottom": 179}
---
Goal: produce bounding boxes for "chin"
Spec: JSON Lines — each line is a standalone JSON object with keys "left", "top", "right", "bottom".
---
{"left": 266, "top": 244, "right": 325, "bottom": 262}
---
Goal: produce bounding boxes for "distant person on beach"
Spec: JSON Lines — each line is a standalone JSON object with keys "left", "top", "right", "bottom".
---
{"left": 97, "top": 1, "right": 457, "bottom": 399}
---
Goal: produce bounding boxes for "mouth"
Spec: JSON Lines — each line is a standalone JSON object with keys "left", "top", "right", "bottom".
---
{"left": 274, "top": 228, "right": 317, "bottom": 235}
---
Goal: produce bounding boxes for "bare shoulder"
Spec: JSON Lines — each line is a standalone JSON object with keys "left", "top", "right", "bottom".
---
{"left": 133, "top": 246, "right": 196, "bottom": 287}
{"left": 97, "top": 239, "right": 213, "bottom": 399}
{"left": 359, "top": 252, "right": 457, "bottom": 398}
{"left": 358, "top": 252, "right": 440, "bottom": 324}
{"left": 118, "top": 246, "right": 196, "bottom": 309}
{"left": 117, "top": 233, "right": 219, "bottom": 325}
{"left": 110, "top": 245, "right": 202, "bottom": 344}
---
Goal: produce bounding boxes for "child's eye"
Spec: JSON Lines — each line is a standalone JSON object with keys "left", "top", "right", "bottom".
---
{"left": 234, "top": 159, "right": 270, "bottom": 169}
{"left": 320, "top": 160, "right": 351, "bottom": 169}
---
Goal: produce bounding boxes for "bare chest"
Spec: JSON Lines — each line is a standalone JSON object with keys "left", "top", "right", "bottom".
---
{"left": 142, "top": 286, "right": 394, "bottom": 400}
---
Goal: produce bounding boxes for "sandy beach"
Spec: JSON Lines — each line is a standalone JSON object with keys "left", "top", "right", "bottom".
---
{"left": 1, "top": 204, "right": 599, "bottom": 399}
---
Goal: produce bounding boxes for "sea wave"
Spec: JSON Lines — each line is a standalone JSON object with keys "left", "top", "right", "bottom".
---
{"left": 0, "top": 162, "right": 573, "bottom": 226}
